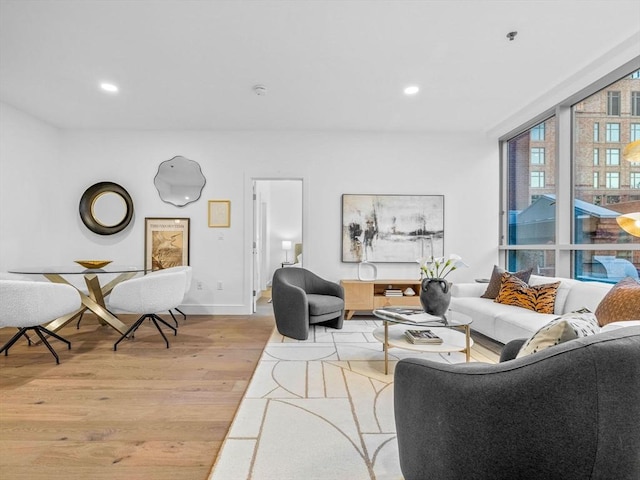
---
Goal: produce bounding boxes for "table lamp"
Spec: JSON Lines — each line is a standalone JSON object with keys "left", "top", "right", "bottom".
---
{"left": 282, "top": 240, "right": 292, "bottom": 262}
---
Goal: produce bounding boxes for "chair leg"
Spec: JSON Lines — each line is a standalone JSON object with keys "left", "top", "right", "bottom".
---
{"left": 38, "top": 326, "right": 71, "bottom": 350}
{"left": 168, "top": 310, "right": 179, "bottom": 328}
{"left": 113, "top": 315, "right": 146, "bottom": 351}
{"left": 32, "top": 327, "right": 71, "bottom": 364}
{"left": 114, "top": 313, "right": 176, "bottom": 350}
{"left": 1, "top": 327, "right": 70, "bottom": 364}
{"left": 76, "top": 312, "right": 85, "bottom": 329}
{"left": 0, "top": 328, "right": 30, "bottom": 357}
{"left": 175, "top": 307, "right": 187, "bottom": 321}
{"left": 150, "top": 315, "right": 170, "bottom": 348}
{"left": 154, "top": 315, "right": 178, "bottom": 336}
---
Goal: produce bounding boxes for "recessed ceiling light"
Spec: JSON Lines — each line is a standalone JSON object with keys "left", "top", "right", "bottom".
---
{"left": 404, "top": 85, "right": 420, "bottom": 95}
{"left": 100, "top": 82, "right": 119, "bottom": 93}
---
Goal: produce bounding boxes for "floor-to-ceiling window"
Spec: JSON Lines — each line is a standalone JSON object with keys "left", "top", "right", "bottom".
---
{"left": 501, "top": 67, "right": 640, "bottom": 282}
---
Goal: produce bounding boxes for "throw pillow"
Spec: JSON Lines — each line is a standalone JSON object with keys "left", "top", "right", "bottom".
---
{"left": 516, "top": 310, "right": 600, "bottom": 358}
{"left": 481, "top": 265, "right": 533, "bottom": 299}
{"left": 494, "top": 273, "right": 560, "bottom": 314}
{"left": 594, "top": 277, "right": 640, "bottom": 326}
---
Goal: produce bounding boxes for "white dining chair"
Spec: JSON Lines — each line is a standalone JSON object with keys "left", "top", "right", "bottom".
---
{"left": 109, "top": 270, "right": 187, "bottom": 350}
{"left": 147, "top": 266, "right": 192, "bottom": 326}
{"left": 0, "top": 279, "right": 81, "bottom": 364}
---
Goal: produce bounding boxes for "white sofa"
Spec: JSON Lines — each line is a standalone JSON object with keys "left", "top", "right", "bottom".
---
{"left": 450, "top": 275, "right": 613, "bottom": 344}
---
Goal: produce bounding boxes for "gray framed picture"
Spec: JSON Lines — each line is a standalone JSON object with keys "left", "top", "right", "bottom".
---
{"left": 341, "top": 194, "right": 444, "bottom": 263}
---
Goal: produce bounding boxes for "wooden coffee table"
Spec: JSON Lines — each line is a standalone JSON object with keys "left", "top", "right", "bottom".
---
{"left": 372, "top": 308, "right": 473, "bottom": 374}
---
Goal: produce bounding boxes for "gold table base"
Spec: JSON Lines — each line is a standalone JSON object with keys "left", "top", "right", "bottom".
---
{"left": 43, "top": 272, "right": 136, "bottom": 335}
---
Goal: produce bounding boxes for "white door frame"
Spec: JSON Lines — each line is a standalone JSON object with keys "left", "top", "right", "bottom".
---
{"left": 248, "top": 176, "right": 305, "bottom": 313}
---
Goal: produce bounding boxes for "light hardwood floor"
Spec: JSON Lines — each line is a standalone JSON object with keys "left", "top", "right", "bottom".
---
{"left": 0, "top": 310, "right": 275, "bottom": 480}
{"left": 0, "top": 305, "right": 500, "bottom": 480}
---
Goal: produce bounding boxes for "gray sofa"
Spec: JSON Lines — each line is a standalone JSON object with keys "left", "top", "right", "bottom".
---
{"left": 394, "top": 326, "right": 640, "bottom": 480}
{"left": 271, "top": 268, "right": 344, "bottom": 340}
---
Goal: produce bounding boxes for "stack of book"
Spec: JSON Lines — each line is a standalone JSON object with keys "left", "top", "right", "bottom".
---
{"left": 404, "top": 329, "right": 443, "bottom": 344}
{"left": 384, "top": 288, "right": 403, "bottom": 297}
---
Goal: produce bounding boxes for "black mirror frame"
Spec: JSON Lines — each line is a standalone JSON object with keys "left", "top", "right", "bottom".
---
{"left": 79, "top": 182, "right": 134, "bottom": 235}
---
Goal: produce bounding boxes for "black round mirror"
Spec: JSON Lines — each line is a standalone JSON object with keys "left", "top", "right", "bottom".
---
{"left": 79, "top": 182, "right": 134, "bottom": 235}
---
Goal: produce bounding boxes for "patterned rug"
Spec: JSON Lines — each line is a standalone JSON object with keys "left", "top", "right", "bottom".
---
{"left": 208, "top": 319, "right": 467, "bottom": 480}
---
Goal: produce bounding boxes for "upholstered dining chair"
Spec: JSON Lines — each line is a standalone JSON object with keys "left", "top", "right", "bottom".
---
{"left": 394, "top": 327, "right": 640, "bottom": 480}
{"left": 146, "top": 266, "right": 192, "bottom": 326}
{"left": 271, "top": 267, "right": 344, "bottom": 340}
{"left": 109, "top": 270, "right": 186, "bottom": 350}
{"left": 0, "top": 279, "right": 81, "bottom": 364}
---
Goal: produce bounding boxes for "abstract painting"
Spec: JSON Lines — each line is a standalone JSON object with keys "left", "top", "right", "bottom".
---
{"left": 341, "top": 194, "right": 444, "bottom": 263}
{"left": 144, "top": 217, "right": 190, "bottom": 271}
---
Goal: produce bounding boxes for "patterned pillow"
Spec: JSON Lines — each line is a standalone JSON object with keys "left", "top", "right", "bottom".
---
{"left": 516, "top": 310, "right": 600, "bottom": 358}
{"left": 494, "top": 273, "right": 560, "bottom": 314}
{"left": 594, "top": 277, "right": 640, "bottom": 326}
{"left": 481, "top": 265, "right": 533, "bottom": 299}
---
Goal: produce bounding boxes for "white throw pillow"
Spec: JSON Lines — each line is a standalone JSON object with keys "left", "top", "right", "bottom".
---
{"left": 516, "top": 310, "right": 600, "bottom": 358}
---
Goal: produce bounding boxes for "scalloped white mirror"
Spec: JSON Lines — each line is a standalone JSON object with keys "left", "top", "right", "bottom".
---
{"left": 154, "top": 156, "right": 206, "bottom": 207}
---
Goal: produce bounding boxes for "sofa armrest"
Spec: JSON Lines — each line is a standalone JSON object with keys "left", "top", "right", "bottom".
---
{"left": 450, "top": 282, "right": 486, "bottom": 298}
{"left": 306, "top": 273, "right": 344, "bottom": 299}
{"left": 499, "top": 338, "right": 527, "bottom": 362}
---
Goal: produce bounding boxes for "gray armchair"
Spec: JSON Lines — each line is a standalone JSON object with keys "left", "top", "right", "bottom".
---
{"left": 271, "top": 268, "right": 344, "bottom": 340}
{"left": 394, "top": 327, "right": 640, "bottom": 480}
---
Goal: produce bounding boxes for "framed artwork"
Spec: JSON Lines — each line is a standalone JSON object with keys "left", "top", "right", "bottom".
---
{"left": 144, "top": 217, "right": 190, "bottom": 271}
{"left": 341, "top": 194, "right": 444, "bottom": 263}
{"left": 208, "top": 200, "right": 231, "bottom": 227}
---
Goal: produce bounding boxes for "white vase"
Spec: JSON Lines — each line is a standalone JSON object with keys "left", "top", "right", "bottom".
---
{"left": 358, "top": 261, "right": 378, "bottom": 281}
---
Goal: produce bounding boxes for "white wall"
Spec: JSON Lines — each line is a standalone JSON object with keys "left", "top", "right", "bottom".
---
{"left": 0, "top": 103, "right": 63, "bottom": 266}
{"left": 0, "top": 102, "right": 500, "bottom": 313}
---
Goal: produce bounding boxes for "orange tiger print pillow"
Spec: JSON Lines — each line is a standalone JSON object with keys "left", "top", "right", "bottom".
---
{"left": 494, "top": 272, "right": 560, "bottom": 314}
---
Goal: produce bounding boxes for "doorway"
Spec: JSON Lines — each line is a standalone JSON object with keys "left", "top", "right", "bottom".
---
{"left": 252, "top": 179, "right": 303, "bottom": 312}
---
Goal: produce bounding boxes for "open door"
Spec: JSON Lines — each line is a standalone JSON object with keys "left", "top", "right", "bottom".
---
{"left": 252, "top": 179, "right": 303, "bottom": 312}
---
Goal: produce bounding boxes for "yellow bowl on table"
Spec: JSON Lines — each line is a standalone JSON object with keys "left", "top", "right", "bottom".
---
{"left": 75, "top": 260, "right": 112, "bottom": 269}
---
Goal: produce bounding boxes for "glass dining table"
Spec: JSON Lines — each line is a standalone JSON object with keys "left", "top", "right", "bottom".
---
{"left": 8, "top": 265, "right": 147, "bottom": 335}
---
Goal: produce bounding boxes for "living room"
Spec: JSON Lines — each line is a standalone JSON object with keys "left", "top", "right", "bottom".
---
{"left": 1, "top": 1, "right": 639, "bottom": 479}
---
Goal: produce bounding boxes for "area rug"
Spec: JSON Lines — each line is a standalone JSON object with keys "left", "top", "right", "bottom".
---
{"left": 208, "top": 319, "right": 467, "bottom": 480}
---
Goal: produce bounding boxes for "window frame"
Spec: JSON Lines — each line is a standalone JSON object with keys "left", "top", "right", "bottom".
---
{"left": 499, "top": 62, "right": 640, "bottom": 279}
{"left": 605, "top": 171, "right": 620, "bottom": 189}
{"left": 530, "top": 170, "right": 545, "bottom": 188}
{"left": 607, "top": 91, "right": 621, "bottom": 116}
{"left": 632, "top": 91, "right": 640, "bottom": 117}
{"left": 530, "top": 147, "right": 545, "bottom": 165}
{"left": 605, "top": 122, "right": 620, "bottom": 142}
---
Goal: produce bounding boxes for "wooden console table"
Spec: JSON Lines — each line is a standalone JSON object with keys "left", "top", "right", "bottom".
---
{"left": 340, "top": 279, "right": 422, "bottom": 319}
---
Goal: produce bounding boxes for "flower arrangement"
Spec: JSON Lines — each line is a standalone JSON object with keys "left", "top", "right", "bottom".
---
{"left": 418, "top": 254, "right": 467, "bottom": 279}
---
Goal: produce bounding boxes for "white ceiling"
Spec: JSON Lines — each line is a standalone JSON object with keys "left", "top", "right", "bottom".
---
{"left": 1, "top": 0, "right": 639, "bottom": 134}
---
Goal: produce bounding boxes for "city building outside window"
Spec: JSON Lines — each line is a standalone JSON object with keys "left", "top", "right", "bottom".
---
{"left": 531, "top": 171, "right": 545, "bottom": 188}
{"left": 502, "top": 69, "right": 640, "bottom": 283}
{"left": 531, "top": 147, "right": 545, "bottom": 164}
{"left": 605, "top": 172, "right": 620, "bottom": 189}
{"left": 531, "top": 123, "right": 545, "bottom": 141}
{"left": 632, "top": 92, "right": 640, "bottom": 116}
{"left": 607, "top": 91, "right": 620, "bottom": 116}
{"left": 605, "top": 123, "right": 620, "bottom": 142}
{"left": 606, "top": 148, "right": 620, "bottom": 165}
